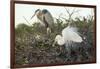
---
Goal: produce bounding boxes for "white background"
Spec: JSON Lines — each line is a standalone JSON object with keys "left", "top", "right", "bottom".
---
{"left": 0, "top": 0, "right": 99, "bottom": 69}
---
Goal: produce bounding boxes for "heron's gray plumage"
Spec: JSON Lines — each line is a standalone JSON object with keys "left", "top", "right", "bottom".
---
{"left": 31, "top": 9, "right": 54, "bottom": 33}
{"left": 42, "top": 9, "right": 54, "bottom": 28}
{"left": 42, "top": 9, "right": 48, "bottom": 14}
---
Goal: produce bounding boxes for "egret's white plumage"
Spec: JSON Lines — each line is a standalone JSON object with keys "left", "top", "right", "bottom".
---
{"left": 55, "top": 35, "right": 65, "bottom": 45}
{"left": 62, "top": 26, "right": 83, "bottom": 43}
{"left": 55, "top": 26, "right": 83, "bottom": 46}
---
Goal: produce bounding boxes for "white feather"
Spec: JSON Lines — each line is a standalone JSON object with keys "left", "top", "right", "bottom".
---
{"left": 55, "top": 35, "right": 65, "bottom": 45}
{"left": 62, "top": 26, "right": 83, "bottom": 42}
{"left": 55, "top": 26, "right": 83, "bottom": 46}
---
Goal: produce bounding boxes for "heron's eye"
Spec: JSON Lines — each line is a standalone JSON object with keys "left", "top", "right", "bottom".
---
{"left": 37, "top": 12, "right": 42, "bottom": 16}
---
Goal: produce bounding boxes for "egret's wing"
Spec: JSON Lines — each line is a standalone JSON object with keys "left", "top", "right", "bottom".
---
{"left": 62, "top": 26, "right": 83, "bottom": 43}
{"left": 68, "top": 31, "right": 83, "bottom": 42}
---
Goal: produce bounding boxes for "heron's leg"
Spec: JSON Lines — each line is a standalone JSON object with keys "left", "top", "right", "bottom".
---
{"left": 43, "top": 15, "right": 51, "bottom": 36}
{"left": 46, "top": 27, "right": 51, "bottom": 37}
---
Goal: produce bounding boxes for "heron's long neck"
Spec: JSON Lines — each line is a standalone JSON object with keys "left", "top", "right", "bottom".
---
{"left": 43, "top": 16, "right": 49, "bottom": 28}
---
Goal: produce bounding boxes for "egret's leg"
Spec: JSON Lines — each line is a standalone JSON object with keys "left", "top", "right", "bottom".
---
{"left": 65, "top": 43, "right": 70, "bottom": 55}
{"left": 65, "top": 41, "right": 73, "bottom": 56}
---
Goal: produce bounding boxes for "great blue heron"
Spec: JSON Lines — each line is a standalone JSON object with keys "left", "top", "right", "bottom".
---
{"left": 31, "top": 9, "right": 54, "bottom": 34}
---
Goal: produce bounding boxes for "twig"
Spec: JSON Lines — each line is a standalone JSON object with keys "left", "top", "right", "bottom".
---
{"left": 23, "top": 16, "right": 31, "bottom": 25}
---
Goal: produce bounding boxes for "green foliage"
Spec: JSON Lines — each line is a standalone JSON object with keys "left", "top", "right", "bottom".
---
{"left": 15, "top": 15, "right": 95, "bottom": 65}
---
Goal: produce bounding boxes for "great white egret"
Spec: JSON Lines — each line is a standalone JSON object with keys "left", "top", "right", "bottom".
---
{"left": 54, "top": 26, "right": 83, "bottom": 47}
{"left": 53, "top": 26, "right": 83, "bottom": 55}
{"left": 31, "top": 9, "right": 54, "bottom": 34}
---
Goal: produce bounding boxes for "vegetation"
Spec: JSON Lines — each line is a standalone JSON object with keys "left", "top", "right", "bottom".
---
{"left": 15, "top": 10, "right": 95, "bottom": 65}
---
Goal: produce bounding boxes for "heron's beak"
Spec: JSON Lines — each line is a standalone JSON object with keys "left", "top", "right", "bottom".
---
{"left": 31, "top": 13, "right": 36, "bottom": 19}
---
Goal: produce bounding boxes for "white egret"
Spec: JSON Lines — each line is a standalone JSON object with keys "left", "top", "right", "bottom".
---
{"left": 31, "top": 9, "right": 54, "bottom": 34}
{"left": 54, "top": 26, "right": 83, "bottom": 47}
{"left": 53, "top": 26, "right": 83, "bottom": 55}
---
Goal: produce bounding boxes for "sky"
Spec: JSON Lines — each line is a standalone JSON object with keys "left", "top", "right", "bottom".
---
{"left": 15, "top": 3, "right": 94, "bottom": 27}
